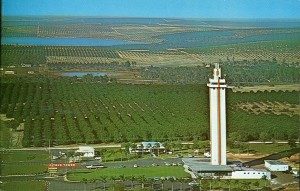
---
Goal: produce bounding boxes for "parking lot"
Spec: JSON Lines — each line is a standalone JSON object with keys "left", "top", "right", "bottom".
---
{"left": 103, "top": 157, "right": 183, "bottom": 168}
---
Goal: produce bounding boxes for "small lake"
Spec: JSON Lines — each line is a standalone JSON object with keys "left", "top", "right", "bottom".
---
{"left": 62, "top": 71, "right": 108, "bottom": 77}
{"left": 1, "top": 37, "right": 142, "bottom": 46}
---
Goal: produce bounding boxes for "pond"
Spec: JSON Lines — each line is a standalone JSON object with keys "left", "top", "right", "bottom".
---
{"left": 1, "top": 37, "right": 142, "bottom": 46}
{"left": 62, "top": 71, "right": 108, "bottom": 77}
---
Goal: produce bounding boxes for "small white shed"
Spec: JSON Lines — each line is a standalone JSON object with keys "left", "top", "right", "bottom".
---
{"left": 265, "top": 160, "right": 289, "bottom": 172}
{"left": 76, "top": 146, "right": 95, "bottom": 157}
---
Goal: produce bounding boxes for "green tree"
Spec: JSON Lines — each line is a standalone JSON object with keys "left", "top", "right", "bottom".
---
{"left": 129, "top": 176, "right": 136, "bottom": 190}
{"left": 153, "top": 142, "right": 160, "bottom": 156}
{"left": 288, "top": 139, "right": 296, "bottom": 148}
{"left": 259, "top": 132, "right": 269, "bottom": 142}
{"left": 100, "top": 176, "right": 108, "bottom": 191}
{"left": 82, "top": 178, "right": 88, "bottom": 191}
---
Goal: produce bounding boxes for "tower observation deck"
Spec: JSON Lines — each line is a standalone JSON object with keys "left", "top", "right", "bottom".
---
{"left": 207, "top": 63, "right": 227, "bottom": 165}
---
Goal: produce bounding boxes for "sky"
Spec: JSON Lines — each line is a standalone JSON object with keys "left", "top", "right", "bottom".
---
{"left": 2, "top": 0, "right": 300, "bottom": 19}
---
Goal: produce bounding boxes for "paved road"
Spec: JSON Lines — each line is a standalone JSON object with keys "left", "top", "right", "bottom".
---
{"left": 2, "top": 141, "right": 298, "bottom": 151}
{"left": 270, "top": 172, "right": 299, "bottom": 190}
{"left": 103, "top": 157, "right": 183, "bottom": 168}
{"left": 1, "top": 144, "right": 121, "bottom": 151}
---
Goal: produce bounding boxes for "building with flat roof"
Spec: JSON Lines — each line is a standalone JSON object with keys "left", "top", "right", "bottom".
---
{"left": 265, "top": 160, "right": 289, "bottom": 172}
{"left": 183, "top": 158, "right": 271, "bottom": 179}
{"left": 183, "top": 158, "right": 232, "bottom": 177}
{"left": 232, "top": 168, "right": 271, "bottom": 180}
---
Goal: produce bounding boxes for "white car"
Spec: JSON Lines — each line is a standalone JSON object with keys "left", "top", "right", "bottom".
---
{"left": 188, "top": 181, "right": 199, "bottom": 186}
{"left": 133, "top": 164, "right": 138, "bottom": 168}
{"left": 86, "top": 165, "right": 104, "bottom": 169}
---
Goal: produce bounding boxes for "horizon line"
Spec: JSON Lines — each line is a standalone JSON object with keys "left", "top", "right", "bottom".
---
{"left": 3, "top": 15, "right": 300, "bottom": 20}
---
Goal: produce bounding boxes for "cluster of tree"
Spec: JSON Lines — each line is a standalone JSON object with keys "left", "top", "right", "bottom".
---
{"left": 48, "top": 61, "right": 136, "bottom": 71}
{"left": 1, "top": 76, "right": 299, "bottom": 147}
{"left": 1, "top": 45, "right": 133, "bottom": 69}
{"left": 140, "top": 60, "right": 299, "bottom": 85}
{"left": 1, "top": 45, "right": 45, "bottom": 66}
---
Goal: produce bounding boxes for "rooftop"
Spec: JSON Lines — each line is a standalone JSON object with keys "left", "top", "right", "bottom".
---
{"left": 182, "top": 158, "right": 233, "bottom": 172}
{"left": 76, "top": 146, "right": 95, "bottom": 152}
{"left": 141, "top": 141, "right": 164, "bottom": 148}
{"left": 265, "top": 160, "right": 287, "bottom": 165}
{"left": 232, "top": 166, "right": 269, "bottom": 172}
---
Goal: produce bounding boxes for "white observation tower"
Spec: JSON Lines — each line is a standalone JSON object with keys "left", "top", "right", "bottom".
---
{"left": 207, "top": 63, "right": 227, "bottom": 165}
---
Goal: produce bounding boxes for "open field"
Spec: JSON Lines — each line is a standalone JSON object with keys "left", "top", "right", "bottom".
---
{"left": 118, "top": 51, "right": 201, "bottom": 66}
{"left": 1, "top": 41, "right": 299, "bottom": 86}
{"left": 3, "top": 18, "right": 209, "bottom": 43}
{"left": 2, "top": 18, "right": 300, "bottom": 69}
{"left": 236, "top": 101, "right": 300, "bottom": 116}
{"left": 67, "top": 166, "right": 188, "bottom": 181}
{"left": 2, "top": 41, "right": 299, "bottom": 68}
{"left": 232, "top": 84, "right": 300, "bottom": 92}
{"left": 187, "top": 40, "right": 300, "bottom": 63}
{"left": 1, "top": 150, "right": 50, "bottom": 163}
{"left": 247, "top": 144, "right": 292, "bottom": 154}
{"left": 0, "top": 163, "right": 48, "bottom": 176}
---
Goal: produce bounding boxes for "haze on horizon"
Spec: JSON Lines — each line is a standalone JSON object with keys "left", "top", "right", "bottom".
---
{"left": 2, "top": 0, "right": 300, "bottom": 19}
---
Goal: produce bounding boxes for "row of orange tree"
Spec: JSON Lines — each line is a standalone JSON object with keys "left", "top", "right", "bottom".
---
{"left": 1, "top": 75, "right": 299, "bottom": 147}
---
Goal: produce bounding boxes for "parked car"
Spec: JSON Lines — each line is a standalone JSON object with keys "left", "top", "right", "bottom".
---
{"left": 119, "top": 164, "right": 126, "bottom": 168}
{"left": 188, "top": 180, "right": 199, "bottom": 186}
{"left": 85, "top": 164, "right": 104, "bottom": 169}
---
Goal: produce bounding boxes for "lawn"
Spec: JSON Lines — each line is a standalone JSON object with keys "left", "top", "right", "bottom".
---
{"left": 0, "top": 181, "right": 46, "bottom": 191}
{"left": 67, "top": 166, "right": 189, "bottom": 181}
{"left": 0, "top": 163, "right": 48, "bottom": 176}
{"left": 248, "top": 143, "right": 292, "bottom": 154}
{"left": 1, "top": 150, "right": 50, "bottom": 163}
{"left": 0, "top": 150, "right": 50, "bottom": 175}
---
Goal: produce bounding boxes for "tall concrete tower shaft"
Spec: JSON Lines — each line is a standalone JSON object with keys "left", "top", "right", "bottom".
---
{"left": 207, "top": 63, "right": 227, "bottom": 165}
